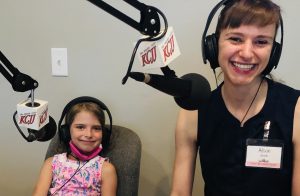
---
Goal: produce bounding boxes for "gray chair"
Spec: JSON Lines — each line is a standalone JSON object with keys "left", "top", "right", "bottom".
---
{"left": 45, "top": 125, "right": 142, "bottom": 196}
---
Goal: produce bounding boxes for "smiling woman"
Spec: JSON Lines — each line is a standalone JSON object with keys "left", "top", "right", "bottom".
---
{"left": 171, "top": 0, "right": 300, "bottom": 196}
{"left": 218, "top": 24, "right": 276, "bottom": 85}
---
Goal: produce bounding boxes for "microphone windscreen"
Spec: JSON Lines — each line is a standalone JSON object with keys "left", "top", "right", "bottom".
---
{"left": 146, "top": 74, "right": 191, "bottom": 98}
{"left": 174, "top": 73, "right": 211, "bottom": 110}
{"left": 129, "top": 71, "right": 211, "bottom": 110}
{"left": 36, "top": 116, "right": 57, "bottom": 142}
{"left": 129, "top": 72, "right": 145, "bottom": 82}
{"left": 129, "top": 72, "right": 191, "bottom": 98}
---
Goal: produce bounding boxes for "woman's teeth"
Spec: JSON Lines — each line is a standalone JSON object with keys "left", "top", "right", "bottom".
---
{"left": 233, "top": 62, "right": 254, "bottom": 70}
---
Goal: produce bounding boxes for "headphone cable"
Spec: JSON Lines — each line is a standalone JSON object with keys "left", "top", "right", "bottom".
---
{"left": 213, "top": 69, "right": 218, "bottom": 87}
{"left": 49, "top": 157, "right": 89, "bottom": 196}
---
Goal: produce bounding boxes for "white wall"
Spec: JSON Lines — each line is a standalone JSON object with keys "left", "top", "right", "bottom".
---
{"left": 0, "top": 0, "right": 299, "bottom": 195}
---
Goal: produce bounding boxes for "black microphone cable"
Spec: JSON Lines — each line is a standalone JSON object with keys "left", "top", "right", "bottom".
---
{"left": 13, "top": 111, "right": 33, "bottom": 142}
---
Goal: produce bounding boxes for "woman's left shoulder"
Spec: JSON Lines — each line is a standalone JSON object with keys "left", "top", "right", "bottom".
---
{"left": 294, "top": 97, "right": 300, "bottom": 116}
{"left": 268, "top": 79, "right": 300, "bottom": 102}
{"left": 269, "top": 79, "right": 299, "bottom": 93}
{"left": 293, "top": 97, "right": 300, "bottom": 142}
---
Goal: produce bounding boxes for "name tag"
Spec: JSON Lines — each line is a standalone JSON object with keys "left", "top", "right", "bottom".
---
{"left": 245, "top": 139, "right": 284, "bottom": 169}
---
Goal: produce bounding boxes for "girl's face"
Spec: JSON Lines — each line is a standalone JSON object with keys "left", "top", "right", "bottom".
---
{"left": 218, "top": 24, "right": 276, "bottom": 85}
{"left": 70, "top": 111, "right": 102, "bottom": 153}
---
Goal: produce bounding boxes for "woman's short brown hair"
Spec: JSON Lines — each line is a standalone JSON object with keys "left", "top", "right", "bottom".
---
{"left": 216, "top": 0, "right": 281, "bottom": 37}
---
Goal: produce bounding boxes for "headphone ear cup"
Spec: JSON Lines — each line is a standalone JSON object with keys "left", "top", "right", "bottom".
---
{"left": 262, "top": 41, "right": 281, "bottom": 75}
{"left": 204, "top": 34, "right": 219, "bottom": 70}
{"left": 59, "top": 124, "right": 71, "bottom": 144}
{"left": 101, "top": 126, "right": 111, "bottom": 151}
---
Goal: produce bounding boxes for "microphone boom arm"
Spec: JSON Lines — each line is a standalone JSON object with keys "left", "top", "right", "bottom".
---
{"left": 0, "top": 50, "right": 38, "bottom": 92}
{"left": 87, "top": 0, "right": 161, "bottom": 37}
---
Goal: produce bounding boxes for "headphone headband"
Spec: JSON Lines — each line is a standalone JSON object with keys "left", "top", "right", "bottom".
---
{"left": 58, "top": 96, "right": 113, "bottom": 148}
{"left": 202, "top": 0, "right": 230, "bottom": 64}
{"left": 58, "top": 96, "right": 112, "bottom": 131}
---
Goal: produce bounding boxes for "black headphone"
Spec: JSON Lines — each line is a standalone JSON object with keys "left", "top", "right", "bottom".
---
{"left": 201, "top": 0, "right": 283, "bottom": 75}
{"left": 58, "top": 96, "right": 112, "bottom": 150}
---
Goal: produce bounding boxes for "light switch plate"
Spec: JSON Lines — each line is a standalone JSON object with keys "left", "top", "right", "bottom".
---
{"left": 51, "top": 48, "right": 68, "bottom": 76}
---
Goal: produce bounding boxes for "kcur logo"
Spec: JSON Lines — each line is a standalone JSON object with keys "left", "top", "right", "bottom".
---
{"left": 39, "top": 107, "right": 48, "bottom": 126}
{"left": 163, "top": 34, "right": 175, "bottom": 62}
{"left": 19, "top": 113, "right": 36, "bottom": 125}
{"left": 137, "top": 27, "right": 180, "bottom": 70}
{"left": 141, "top": 45, "right": 157, "bottom": 66}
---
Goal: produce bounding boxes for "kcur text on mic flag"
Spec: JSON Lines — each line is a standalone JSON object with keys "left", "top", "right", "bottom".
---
{"left": 17, "top": 99, "right": 49, "bottom": 130}
{"left": 137, "top": 27, "right": 181, "bottom": 70}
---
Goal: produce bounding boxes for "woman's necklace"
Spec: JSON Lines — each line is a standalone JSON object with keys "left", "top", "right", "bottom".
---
{"left": 240, "top": 78, "right": 264, "bottom": 127}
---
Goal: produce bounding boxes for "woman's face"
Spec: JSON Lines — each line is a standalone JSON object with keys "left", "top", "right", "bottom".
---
{"left": 218, "top": 24, "right": 276, "bottom": 85}
{"left": 70, "top": 111, "right": 102, "bottom": 153}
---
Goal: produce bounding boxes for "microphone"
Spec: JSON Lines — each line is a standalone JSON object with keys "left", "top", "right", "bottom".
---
{"left": 129, "top": 72, "right": 211, "bottom": 110}
{"left": 26, "top": 116, "right": 57, "bottom": 142}
{"left": 14, "top": 97, "right": 57, "bottom": 142}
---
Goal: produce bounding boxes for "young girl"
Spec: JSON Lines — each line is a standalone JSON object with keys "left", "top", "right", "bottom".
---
{"left": 33, "top": 100, "right": 117, "bottom": 196}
